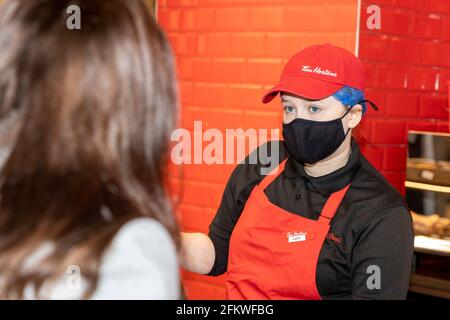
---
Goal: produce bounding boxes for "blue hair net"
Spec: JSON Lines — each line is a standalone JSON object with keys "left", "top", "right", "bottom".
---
{"left": 332, "top": 86, "right": 367, "bottom": 113}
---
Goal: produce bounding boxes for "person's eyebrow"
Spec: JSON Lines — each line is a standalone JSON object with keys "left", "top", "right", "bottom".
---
{"left": 307, "top": 100, "right": 325, "bottom": 105}
{"left": 281, "top": 96, "right": 325, "bottom": 105}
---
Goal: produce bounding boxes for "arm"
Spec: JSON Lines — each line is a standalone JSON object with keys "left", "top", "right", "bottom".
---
{"left": 350, "top": 206, "right": 415, "bottom": 299}
{"left": 179, "top": 232, "right": 215, "bottom": 275}
{"left": 178, "top": 170, "right": 242, "bottom": 276}
{"left": 180, "top": 141, "right": 285, "bottom": 276}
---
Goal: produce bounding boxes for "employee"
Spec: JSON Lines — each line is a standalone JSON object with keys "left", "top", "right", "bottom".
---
{"left": 180, "top": 43, "right": 414, "bottom": 300}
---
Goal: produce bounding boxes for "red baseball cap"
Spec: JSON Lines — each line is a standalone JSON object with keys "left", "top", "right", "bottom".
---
{"left": 262, "top": 43, "right": 365, "bottom": 104}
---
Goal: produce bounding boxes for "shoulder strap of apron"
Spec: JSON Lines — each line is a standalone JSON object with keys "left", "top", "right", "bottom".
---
{"left": 258, "top": 159, "right": 288, "bottom": 190}
{"left": 318, "top": 184, "right": 351, "bottom": 224}
{"left": 258, "top": 158, "right": 351, "bottom": 223}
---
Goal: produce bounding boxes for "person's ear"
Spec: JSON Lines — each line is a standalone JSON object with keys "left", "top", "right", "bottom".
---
{"left": 347, "top": 104, "right": 362, "bottom": 129}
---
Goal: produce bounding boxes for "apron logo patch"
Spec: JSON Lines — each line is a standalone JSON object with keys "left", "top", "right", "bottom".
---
{"left": 287, "top": 230, "right": 313, "bottom": 243}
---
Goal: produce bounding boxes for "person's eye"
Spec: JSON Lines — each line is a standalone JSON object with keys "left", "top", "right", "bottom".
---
{"left": 308, "top": 105, "right": 321, "bottom": 113}
{"left": 283, "top": 105, "right": 295, "bottom": 113}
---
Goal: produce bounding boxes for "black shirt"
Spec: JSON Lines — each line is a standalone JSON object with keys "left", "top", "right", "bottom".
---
{"left": 207, "top": 139, "right": 415, "bottom": 299}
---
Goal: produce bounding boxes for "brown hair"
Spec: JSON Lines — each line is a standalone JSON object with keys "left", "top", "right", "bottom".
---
{"left": 0, "top": 0, "right": 180, "bottom": 298}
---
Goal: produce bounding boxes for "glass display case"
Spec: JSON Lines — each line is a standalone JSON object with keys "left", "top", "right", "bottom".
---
{"left": 405, "top": 130, "right": 450, "bottom": 300}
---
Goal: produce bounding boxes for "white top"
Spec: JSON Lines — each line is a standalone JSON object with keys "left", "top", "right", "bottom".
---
{"left": 22, "top": 218, "right": 180, "bottom": 300}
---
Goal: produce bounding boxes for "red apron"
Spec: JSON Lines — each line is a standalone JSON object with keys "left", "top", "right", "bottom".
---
{"left": 226, "top": 159, "right": 350, "bottom": 300}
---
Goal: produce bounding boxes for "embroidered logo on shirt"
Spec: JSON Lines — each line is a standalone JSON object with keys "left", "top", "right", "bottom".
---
{"left": 326, "top": 232, "right": 342, "bottom": 244}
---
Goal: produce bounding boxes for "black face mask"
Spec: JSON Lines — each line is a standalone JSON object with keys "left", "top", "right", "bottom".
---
{"left": 282, "top": 100, "right": 378, "bottom": 165}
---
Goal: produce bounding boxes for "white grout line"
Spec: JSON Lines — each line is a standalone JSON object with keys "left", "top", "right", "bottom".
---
{"left": 355, "top": 0, "right": 362, "bottom": 57}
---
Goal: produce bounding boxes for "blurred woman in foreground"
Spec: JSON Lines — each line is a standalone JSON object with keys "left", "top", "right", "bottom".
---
{"left": 0, "top": 0, "right": 180, "bottom": 299}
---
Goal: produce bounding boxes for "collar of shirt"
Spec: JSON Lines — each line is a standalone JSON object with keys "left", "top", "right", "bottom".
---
{"left": 282, "top": 139, "right": 362, "bottom": 196}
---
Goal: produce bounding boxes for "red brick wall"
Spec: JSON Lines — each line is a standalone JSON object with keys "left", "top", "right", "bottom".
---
{"left": 159, "top": 0, "right": 450, "bottom": 300}
{"left": 158, "top": 0, "right": 359, "bottom": 299}
{"left": 358, "top": 0, "right": 450, "bottom": 195}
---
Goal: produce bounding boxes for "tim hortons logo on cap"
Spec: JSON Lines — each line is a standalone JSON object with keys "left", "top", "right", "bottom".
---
{"left": 300, "top": 65, "right": 338, "bottom": 78}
